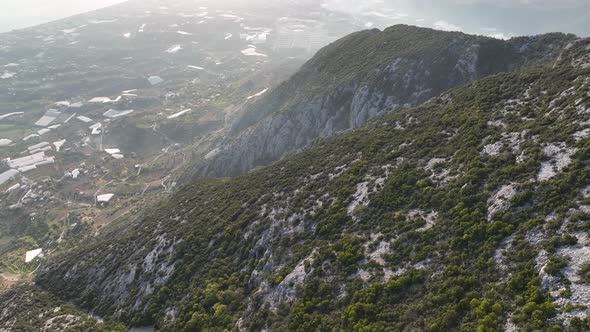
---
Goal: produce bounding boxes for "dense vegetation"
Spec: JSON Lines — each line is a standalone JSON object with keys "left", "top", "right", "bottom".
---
{"left": 27, "top": 55, "right": 590, "bottom": 331}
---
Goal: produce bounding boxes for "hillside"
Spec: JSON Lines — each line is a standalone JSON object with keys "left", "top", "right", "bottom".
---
{"left": 0, "top": 0, "right": 357, "bottom": 295}
{"left": 0, "top": 285, "right": 123, "bottom": 331}
{"left": 24, "top": 38, "right": 590, "bottom": 331}
{"left": 200, "top": 25, "right": 577, "bottom": 177}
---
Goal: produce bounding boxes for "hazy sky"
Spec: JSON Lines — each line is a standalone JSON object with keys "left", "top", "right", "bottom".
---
{"left": 1, "top": 0, "right": 590, "bottom": 37}
{"left": 324, "top": 0, "right": 590, "bottom": 38}
{"left": 0, "top": 0, "right": 127, "bottom": 33}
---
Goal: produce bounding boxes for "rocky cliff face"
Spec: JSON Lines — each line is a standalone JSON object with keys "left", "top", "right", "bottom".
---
{"left": 200, "top": 26, "right": 576, "bottom": 177}
{"left": 32, "top": 38, "right": 590, "bottom": 331}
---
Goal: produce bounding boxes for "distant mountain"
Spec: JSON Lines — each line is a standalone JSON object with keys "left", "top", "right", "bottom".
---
{"left": 25, "top": 30, "right": 590, "bottom": 331}
{"left": 201, "top": 25, "right": 577, "bottom": 177}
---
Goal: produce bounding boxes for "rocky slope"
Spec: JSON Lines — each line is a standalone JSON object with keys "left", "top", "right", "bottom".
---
{"left": 200, "top": 25, "right": 577, "bottom": 177}
{"left": 0, "top": 285, "right": 123, "bottom": 331}
{"left": 0, "top": 0, "right": 329, "bottom": 297}
{"left": 26, "top": 38, "right": 590, "bottom": 331}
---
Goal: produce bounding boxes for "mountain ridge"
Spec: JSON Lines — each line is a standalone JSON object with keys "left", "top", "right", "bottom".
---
{"left": 199, "top": 25, "right": 578, "bottom": 177}
{"left": 31, "top": 40, "right": 590, "bottom": 331}
{"left": 2, "top": 23, "right": 590, "bottom": 331}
